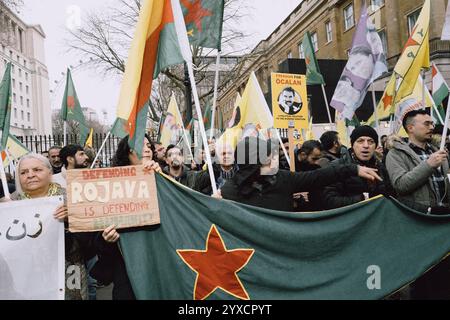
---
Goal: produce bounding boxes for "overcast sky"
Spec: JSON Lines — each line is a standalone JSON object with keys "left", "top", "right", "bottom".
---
{"left": 19, "top": 0, "right": 301, "bottom": 125}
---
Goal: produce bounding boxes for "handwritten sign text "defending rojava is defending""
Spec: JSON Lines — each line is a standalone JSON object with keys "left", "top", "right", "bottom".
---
{"left": 67, "top": 165, "right": 160, "bottom": 232}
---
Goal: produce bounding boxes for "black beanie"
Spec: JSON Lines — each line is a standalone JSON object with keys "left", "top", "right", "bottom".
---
{"left": 350, "top": 125, "right": 379, "bottom": 147}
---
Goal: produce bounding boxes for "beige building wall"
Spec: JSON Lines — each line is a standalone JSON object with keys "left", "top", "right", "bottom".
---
{"left": 0, "top": 5, "right": 52, "bottom": 136}
{"left": 218, "top": 0, "right": 450, "bottom": 126}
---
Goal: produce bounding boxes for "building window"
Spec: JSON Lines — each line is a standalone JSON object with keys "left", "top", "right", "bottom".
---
{"left": 18, "top": 68, "right": 22, "bottom": 77}
{"left": 25, "top": 72, "right": 28, "bottom": 81}
{"left": 20, "top": 96, "right": 23, "bottom": 106}
{"left": 13, "top": 93, "right": 16, "bottom": 103}
{"left": 407, "top": 8, "right": 421, "bottom": 35}
{"left": 18, "top": 28, "right": 23, "bottom": 53}
{"left": 370, "top": 0, "right": 385, "bottom": 11}
{"left": 12, "top": 79, "right": 15, "bottom": 89}
{"left": 13, "top": 108, "right": 17, "bottom": 118}
{"left": 26, "top": 85, "right": 29, "bottom": 94}
{"left": 344, "top": 4, "right": 355, "bottom": 31}
{"left": 19, "top": 82, "right": 22, "bottom": 92}
{"left": 9, "top": 50, "right": 12, "bottom": 58}
{"left": 311, "top": 32, "right": 319, "bottom": 52}
{"left": 23, "top": 60, "right": 26, "bottom": 68}
{"left": 16, "top": 55, "right": 19, "bottom": 62}
{"left": 378, "top": 29, "right": 388, "bottom": 55}
{"left": 26, "top": 99, "right": 29, "bottom": 108}
{"left": 21, "top": 110, "right": 24, "bottom": 120}
{"left": 287, "top": 51, "right": 293, "bottom": 59}
{"left": 11, "top": 65, "right": 14, "bottom": 73}
{"left": 27, "top": 112, "right": 30, "bottom": 122}
{"left": 325, "top": 21, "right": 333, "bottom": 43}
{"left": 299, "top": 42, "right": 305, "bottom": 59}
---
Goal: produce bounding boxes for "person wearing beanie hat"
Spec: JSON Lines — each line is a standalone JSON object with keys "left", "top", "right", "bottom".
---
{"left": 219, "top": 136, "right": 383, "bottom": 211}
{"left": 322, "top": 125, "right": 394, "bottom": 210}
{"left": 350, "top": 125, "right": 379, "bottom": 149}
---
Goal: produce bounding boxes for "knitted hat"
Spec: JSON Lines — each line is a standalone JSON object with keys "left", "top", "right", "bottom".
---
{"left": 350, "top": 125, "right": 379, "bottom": 147}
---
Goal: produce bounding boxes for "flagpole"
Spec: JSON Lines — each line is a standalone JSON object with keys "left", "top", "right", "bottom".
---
{"left": 0, "top": 147, "right": 10, "bottom": 200}
{"left": 209, "top": 51, "right": 221, "bottom": 141}
{"left": 422, "top": 69, "right": 427, "bottom": 111}
{"left": 90, "top": 131, "right": 111, "bottom": 169}
{"left": 320, "top": 84, "right": 333, "bottom": 125}
{"left": 371, "top": 84, "right": 381, "bottom": 144}
{"left": 63, "top": 121, "right": 67, "bottom": 146}
{"left": 186, "top": 63, "right": 218, "bottom": 194}
{"left": 171, "top": 0, "right": 217, "bottom": 193}
{"left": 440, "top": 93, "right": 450, "bottom": 151}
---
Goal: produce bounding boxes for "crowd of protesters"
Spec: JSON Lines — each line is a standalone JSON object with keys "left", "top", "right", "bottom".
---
{"left": 2, "top": 108, "right": 450, "bottom": 300}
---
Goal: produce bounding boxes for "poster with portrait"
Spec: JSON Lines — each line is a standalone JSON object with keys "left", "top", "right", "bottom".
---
{"left": 271, "top": 73, "right": 308, "bottom": 129}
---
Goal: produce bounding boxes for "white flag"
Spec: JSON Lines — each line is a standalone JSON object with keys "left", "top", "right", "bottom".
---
{"left": 443, "top": 1, "right": 450, "bottom": 40}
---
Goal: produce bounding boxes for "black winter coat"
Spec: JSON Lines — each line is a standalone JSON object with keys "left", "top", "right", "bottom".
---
{"left": 323, "top": 151, "right": 394, "bottom": 209}
{"left": 221, "top": 164, "right": 358, "bottom": 211}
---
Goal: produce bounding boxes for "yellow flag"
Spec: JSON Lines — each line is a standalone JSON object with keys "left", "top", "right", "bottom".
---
{"left": 2, "top": 134, "right": 30, "bottom": 167}
{"left": 336, "top": 112, "right": 350, "bottom": 147}
{"left": 394, "top": 0, "right": 430, "bottom": 101}
{"left": 160, "top": 94, "right": 184, "bottom": 147}
{"left": 85, "top": 128, "right": 94, "bottom": 148}
{"left": 218, "top": 72, "right": 274, "bottom": 150}
{"left": 367, "top": 74, "right": 397, "bottom": 125}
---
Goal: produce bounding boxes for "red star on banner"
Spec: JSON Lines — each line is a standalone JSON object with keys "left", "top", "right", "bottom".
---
{"left": 401, "top": 26, "right": 419, "bottom": 54}
{"left": 177, "top": 225, "right": 255, "bottom": 300}
{"left": 382, "top": 93, "right": 393, "bottom": 110}
{"left": 180, "top": 0, "right": 212, "bottom": 33}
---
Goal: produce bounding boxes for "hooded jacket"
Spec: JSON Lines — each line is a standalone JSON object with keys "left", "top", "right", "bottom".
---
{"left": 385, "top": 135, "right": 450, "bottom": 211}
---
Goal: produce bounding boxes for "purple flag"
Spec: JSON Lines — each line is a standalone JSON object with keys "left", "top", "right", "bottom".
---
{"left": 330, "top": 5, "right": 388, "bottom": 120}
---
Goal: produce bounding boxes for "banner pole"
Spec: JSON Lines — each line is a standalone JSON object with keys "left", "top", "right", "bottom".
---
{"left": 90, "top": 131, "right": 111, "bottom": 169}
{"left": 440, "top": 94, "right": 450, "bottom": 151}
{"left": 209, "top": 52, "right": 221, "bottom": 141}
{"left": 321, "top": 84, "right": 333, "bottom": 125}
{"left": 371, "top": 84, "right": 381, "bottom": 145}
{"left": 187, "top": 63, "right": 218, "bottom": 194}
{"left": 63, "top": 121, "right": 67, "bottom": 146}
{"left": 0, "top": 147, "right": 10, "bottom": 200}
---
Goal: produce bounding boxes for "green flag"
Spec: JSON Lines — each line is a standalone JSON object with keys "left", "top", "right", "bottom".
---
{"left": 61, "top": 69, "right": 85, "bottom": 123}
{"left": 120, "top": 174, "right": 450, "bottom": 300}
{"left": 203, "top": 102, "right": 212, "bottom": 131}
{"left": 181, "top": 0, "right": 225, "bottom": 50}
{"left": 346, "top": 114, "right": 360, "bottom": 128}
{"left": 0, "top": 63, "right": 12, "bottom": 149}
{"left": 110, "top": 118, "right": 128, "bottom": 139}
{"left": 60, "top": 68, "right": 89, "bottom": 145}
{"left": 303, "top": 32, "right": 325, "bottom": 85}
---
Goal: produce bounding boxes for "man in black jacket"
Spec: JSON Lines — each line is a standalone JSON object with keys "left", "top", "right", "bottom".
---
{"left": 323, "top": 126, "right": 393, "bottom": 209}
{"left": 218, "top": 136, "right": 382, "bottom": 211}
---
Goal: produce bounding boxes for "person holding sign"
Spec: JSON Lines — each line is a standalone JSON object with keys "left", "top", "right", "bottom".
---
{"left": 11, "top": 154, "right": 90, "bottom": 300}
{"left": 93, "top": 135, "right": 161, "bottom": 300}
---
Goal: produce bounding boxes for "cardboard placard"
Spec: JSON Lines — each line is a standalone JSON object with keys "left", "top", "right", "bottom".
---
{"left": 272, "top": 73, "right": 308, "bottom": 129}
{"left": 67, "top": 165, "right": 160, "bottom": 232}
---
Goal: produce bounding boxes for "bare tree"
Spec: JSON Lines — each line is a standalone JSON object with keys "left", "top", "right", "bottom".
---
{"left": 65, "top": 0, "right": 258, "bottom": 124}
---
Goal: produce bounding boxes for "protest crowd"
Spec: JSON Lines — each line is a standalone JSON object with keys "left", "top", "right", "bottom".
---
{"left": 2, "top": 0, "right": 450, "bottom": 301}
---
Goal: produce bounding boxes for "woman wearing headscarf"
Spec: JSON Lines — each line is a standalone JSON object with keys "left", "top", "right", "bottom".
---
{"left": 92, "top": 135, "right": 160, "bottom": 300}
{"left": 11, "top": 153, "right": 89, "bottom": 300}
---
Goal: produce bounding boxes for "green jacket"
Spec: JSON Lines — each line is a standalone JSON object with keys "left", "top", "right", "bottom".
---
{"left": 385, "top": 137, "right": 450, "bottom": 211}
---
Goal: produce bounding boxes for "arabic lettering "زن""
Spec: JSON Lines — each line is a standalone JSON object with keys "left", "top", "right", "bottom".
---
{"left": 0, "top": 214, "right": 43, "bottom": 241}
